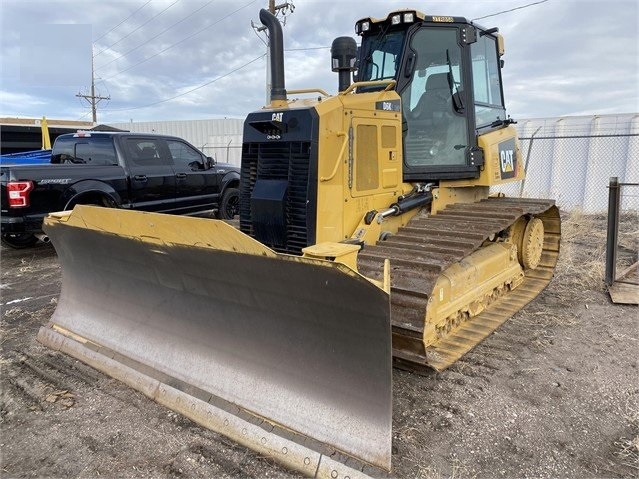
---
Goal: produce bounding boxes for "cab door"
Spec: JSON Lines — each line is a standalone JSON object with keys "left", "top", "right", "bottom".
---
{"left": 397, "top": 25, "right": 475, "bottom": 181}
{"left": 123, "top": 137, "right": 176, "bottom": 211}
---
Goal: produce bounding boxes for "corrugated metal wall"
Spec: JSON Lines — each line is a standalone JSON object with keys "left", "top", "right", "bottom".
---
{"left": 110, "top": 114, "right": 639, "bottom": 213}
{"left": 108, "top": 118, "right": 244, "bottom": 166}
{"left": 503, "top": 113, "right": 639, "bottom": 213}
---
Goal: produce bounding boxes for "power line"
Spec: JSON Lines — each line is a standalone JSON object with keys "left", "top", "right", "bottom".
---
{"left": 101, "top": 0, "right": 258, "bottom": 80}
{"left": 93, "top": 0, "right": 153, "bottom": 42}
{"left": 105, "top": 53, "right": 265, "bottom": 112}
{"left": 94, "top": 0, "right": 181, "bottom": 57}
{"left": 285, "top": 46, "right": 330, "bottom": 51}
{"left": 96, "top": 0, "right": 216, "bottom": 71}
{"left": 472, "top": 0, "right": 549, "bottom": 21}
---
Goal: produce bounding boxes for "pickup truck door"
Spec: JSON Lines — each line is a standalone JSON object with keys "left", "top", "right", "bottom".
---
{"left": 123, "top": 137, "right": 176, "bottom": 211}
{"left": 167, "top": 139, "right": 219, "bottom": 212}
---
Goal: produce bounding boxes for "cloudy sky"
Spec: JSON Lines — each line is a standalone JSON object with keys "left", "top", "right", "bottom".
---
{"left": 1, "top": 0, "right": 637, "bottom": 124}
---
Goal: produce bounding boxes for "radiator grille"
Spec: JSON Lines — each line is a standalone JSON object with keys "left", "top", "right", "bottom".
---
{"left": 240, "top": 141, "right": 312, "bottom": 255}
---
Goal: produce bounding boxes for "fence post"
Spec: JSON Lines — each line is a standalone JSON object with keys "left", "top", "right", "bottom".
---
{"left": 519, "top": 126, "right": 542, "bottom": 197}
{"left": 605, "top": 177, "right": 620, "bottom": 285}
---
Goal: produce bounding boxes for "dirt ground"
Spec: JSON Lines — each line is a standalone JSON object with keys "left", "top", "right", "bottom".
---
{"left": 1, "top": 211, "right": 637, "bottom": 479}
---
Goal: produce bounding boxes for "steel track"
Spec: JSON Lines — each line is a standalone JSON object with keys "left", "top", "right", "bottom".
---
{"left": 357, "top": 197, "right": 561, "bottom": 372}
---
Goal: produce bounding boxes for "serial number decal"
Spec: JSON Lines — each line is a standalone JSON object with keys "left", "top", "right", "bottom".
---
{"left": 39, "top": 179, "right": 72, "bottom": 185}
{"left": 432, "top": 16, "right": 454, "bottom": 22}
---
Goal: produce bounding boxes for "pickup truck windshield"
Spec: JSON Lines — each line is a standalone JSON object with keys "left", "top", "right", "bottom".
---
{"left": 51, "top": 136, "right": 117, "bottom": 165}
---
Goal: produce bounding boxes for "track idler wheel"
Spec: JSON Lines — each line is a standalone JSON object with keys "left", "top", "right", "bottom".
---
{"left": 519, "top": 217, "right": 545, "bottom": 269}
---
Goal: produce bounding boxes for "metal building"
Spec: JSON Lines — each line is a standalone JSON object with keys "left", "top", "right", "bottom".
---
{"left": 108, "top": 118, "right": 244, "bottom": 166}
{"left": 0, "top": 117, "right": 93, "bottom": 155}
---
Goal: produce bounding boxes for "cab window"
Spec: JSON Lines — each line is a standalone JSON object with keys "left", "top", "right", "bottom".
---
{"left": 74, "top": 138, "right": 117, "bottom": 165}
{"left": 50, "top": 136, "right": 116, "bottom": 165}
{"left": 471, "top": 35, "right": 506, "bottom": 127}
{"left": 125, "top": 138, "right": 170, "bottom": 167}
{"left": 359, "top": 29, "right": 406, "bottom": 83}
{"left": 167, "top": 140, "right": 205, "bottom": 170}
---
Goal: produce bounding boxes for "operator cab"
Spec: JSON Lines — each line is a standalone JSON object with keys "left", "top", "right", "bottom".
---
{"left": 355, "top": 10, "right": 508, "bottom": 181}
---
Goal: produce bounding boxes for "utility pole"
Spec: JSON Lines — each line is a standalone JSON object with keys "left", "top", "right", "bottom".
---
{"left": 252, "top": 1, "right": 295, "bottom": 105}
{"left": 76, "top": 49, "right": 110, "bottom": 124}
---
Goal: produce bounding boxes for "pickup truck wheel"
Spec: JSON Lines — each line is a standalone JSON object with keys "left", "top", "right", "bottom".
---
{"left": 218, "top": 187, "right": 240, "bottom": 220}
{"left": 1, "top": 233, "right": 39, "bottom": 249}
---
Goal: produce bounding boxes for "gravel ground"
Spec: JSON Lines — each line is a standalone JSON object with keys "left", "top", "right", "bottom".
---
{"left": 1, "top": 211, "right": 637, "bottom": 478}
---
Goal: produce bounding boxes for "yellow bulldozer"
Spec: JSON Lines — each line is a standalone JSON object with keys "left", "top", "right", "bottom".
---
{"left": 37, "top": 8, "right": 560, "bottom": 478}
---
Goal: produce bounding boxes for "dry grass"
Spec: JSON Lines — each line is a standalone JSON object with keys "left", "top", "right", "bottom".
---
{"left": 511, "top": 209, "right": 636, "bottom": 328}
{"left": 552, "top": 210, "right": 608, "bottom": 299}
{"left": 614, "top": 392, "right": 639, "bottom": 471}
{"left": 550, "top": 210, "right": 636, "bottom": 301}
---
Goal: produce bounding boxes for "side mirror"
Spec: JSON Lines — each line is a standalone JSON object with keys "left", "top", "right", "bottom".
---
{"left": 206, "top": 156, "right": 215, "bottom": 169}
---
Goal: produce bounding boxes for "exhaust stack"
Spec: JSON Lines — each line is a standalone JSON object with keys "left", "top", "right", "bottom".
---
{"left": 259, "top": 9, "right": 286, "bottom": 102}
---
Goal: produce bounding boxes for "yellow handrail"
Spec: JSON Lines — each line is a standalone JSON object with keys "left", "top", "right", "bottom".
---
{"left": 320, "top": 132, "right": 348, "bottom": 182}
{"left": 339, "top": 79, "right": 396, "bottom": 95}
{"left": 287, "top": 88, "right": 330, "bottom": 96}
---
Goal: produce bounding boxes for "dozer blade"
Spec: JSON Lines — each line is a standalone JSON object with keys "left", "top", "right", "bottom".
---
{"left": 37, "top": 206, "right": 392, "bottom": 476}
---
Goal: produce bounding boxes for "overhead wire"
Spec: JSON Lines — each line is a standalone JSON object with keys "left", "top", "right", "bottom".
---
{"left": 472, "top": 0, "right": 549, "bottom": 21}
{"left": 104, "top": 53, "right": 265, "bottom": 112}
{"left": 96, "top": 0, "right": 217, "bottom": 71}
{"left": 94, "top": 0, "right": 181, "bottom": 57}
{"left": 101, "top": 0, "right": 258, "bottom": 80}
{"left": 93, "top": 0, "right": 153, "bottom": 42}
{"left": 285, "top": 46, "right": 330, "bottom": 51}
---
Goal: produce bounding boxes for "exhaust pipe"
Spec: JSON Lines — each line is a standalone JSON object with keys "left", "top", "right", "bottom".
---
{"left": 259, "top": 9, "right": 286, "bottom": 102}
{"left": 35, "top": 233, "right": 50, "bottom": 243}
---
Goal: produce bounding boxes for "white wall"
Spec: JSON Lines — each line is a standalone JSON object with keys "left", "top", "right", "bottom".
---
{"left": 108, "top": 118, "right": 244, "bottom": 166}
{"left": 111, "top": 113, "right": 639, "bottom": 213}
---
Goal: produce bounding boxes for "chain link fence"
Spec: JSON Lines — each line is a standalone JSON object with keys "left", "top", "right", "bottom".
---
{"left": 493, "top": 114, "right": 639, "bottom": 290}
{"left": 201, "top": 142, "right": 243, "bottom": 166}
{"left": 493, "top": 113, "right": 639, "bottom": 214}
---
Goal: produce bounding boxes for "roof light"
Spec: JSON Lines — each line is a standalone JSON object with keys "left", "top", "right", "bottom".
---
{"left": 361, "top": 21, "right": 370, "bottom": 32}
{"left": 391, "top": 14, "right": 401, "bottom": 25}
{"left": 404, "top": 12, "right": 415, "bottom": 23}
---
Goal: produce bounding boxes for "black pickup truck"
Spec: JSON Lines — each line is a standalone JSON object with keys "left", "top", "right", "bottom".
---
{"left": 1, "top": 131, "right": 240, "bottom": 248}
